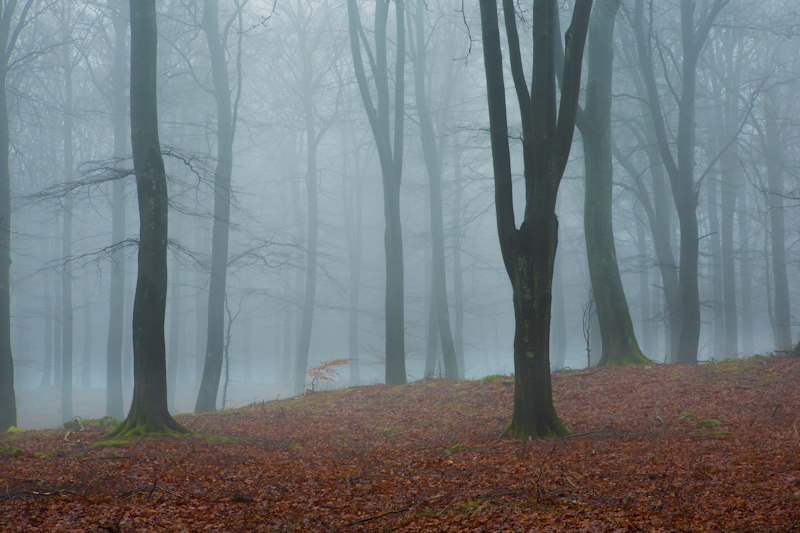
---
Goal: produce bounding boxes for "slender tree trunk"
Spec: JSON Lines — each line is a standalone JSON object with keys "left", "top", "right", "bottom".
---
{"left": 105, "top": 0, "right": 128, "bottom": 420}
{"left": 54, "top": 236, "right": 62, "bottom": 388}
{"left": 719, "top": 68, "right": 739, "bottom": 359}
{"left": 451, "top": 143, "right": 465, "bottom": 378}
{"left": 40, "top": 238, "right": 53, "bottom": 389}
{"left": 410, "top": 0, "right": 458, "bottom": 379}
{"left": 61, "top": 14, "right": 75, "bottom": 422}
{"left": 342, "top": 127, "right": 363, "bottom": 386}
{"left": 765, "top": 89, "right": 791, "bottom": 350}
{"left": 193, "top": 227, "right": 206, "bottom": 386}
{"left": 551, "top": 246, "right": 567, "bottom": 370}
{"left": 293, "top": 12, "right": 321, "bottom": 395}
{"left": 347, "top": 0, "right": 407, "bottom": 385}
{"left": 706, "top": 162, "right": 725, "bottom": 359}
{"left": 423, "top": 253, "right": 439, "bottom": 377}
{"left": 168, "top": 249, "right": 181, "bottom": 412}
{"left": 107, "top": 0, "right": 187, "bottom": 436}
{"left": 195, "top": 0, "right": 238, "bottom": 412}
{"left": 0, "top": 67, "right": 12, "bottom": 430}
{"left": 81, "top": 288, "right": 92, "bottom": 387}
{"left": 635, "top": 206, "right": 652, "bottom": 356}
{"left": 579, "top": 0, "right": 648, "bottom": 367}
{"left": 737, "top": 185, "right": 754, "bottom": 354}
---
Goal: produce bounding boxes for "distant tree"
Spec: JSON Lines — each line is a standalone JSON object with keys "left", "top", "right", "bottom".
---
{"left": 346, "top": 0, "right": 407, "bottom": 385}
{"left": 577, "top": 0, "right": 649, "bottom": 366}
{"left": 0, "top": 0, "right": 36, "bottom": 432}
{"left": 107, "top": 0, "right": 188, "bottom": 436}
{"left": 478, "top": 0, "right": 592, "bottom": 438}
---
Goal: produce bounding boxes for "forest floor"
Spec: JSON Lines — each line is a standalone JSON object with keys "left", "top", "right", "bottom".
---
{"left": 1, "top": 355, "right": 799, "bottom": 532}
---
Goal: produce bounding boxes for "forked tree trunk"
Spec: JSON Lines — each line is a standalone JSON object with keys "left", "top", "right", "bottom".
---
{"left": 347, "top": 0, "right": 407, "bottom": 385}
{"left": 479, "top": 0, "right": 592, "bottom": 438}
{"left": 107, "top": 0, "right": 188, "bottom": 437}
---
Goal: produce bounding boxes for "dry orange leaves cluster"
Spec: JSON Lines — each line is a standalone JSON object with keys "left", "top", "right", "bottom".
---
{"left": 2, "top": 355, "right": 799, "bottom": 532}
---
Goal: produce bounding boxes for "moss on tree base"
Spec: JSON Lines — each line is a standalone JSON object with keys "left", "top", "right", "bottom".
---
{"left": 598, "top": 347, "right": 653, "bottom": 367}
{"left": 105, "top": 410, "right": 192, "bottom": 438}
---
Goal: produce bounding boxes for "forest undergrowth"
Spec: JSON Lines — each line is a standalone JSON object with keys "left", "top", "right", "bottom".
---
{"left": 1, "top": 355, "right": 799, "bottom": 532}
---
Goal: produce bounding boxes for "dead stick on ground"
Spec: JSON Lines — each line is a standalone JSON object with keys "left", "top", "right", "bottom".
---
{"left": 345, "top": 505, "right": 411, "bottom": 526}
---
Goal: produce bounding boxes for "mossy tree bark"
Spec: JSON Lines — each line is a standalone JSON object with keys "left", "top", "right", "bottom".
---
{"left": 478, "top": 0, "right": 592, "bottom": 439}
{"left": 107, "top": 0, "right": 188, "bottom": 437}
{"left": 577, "top": 0, "right": 650, "bottom": 367}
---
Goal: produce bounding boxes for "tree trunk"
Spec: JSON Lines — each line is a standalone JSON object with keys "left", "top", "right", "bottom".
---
{"left": 737, "top": 185, "right": 754, "bottom": 354}
{"left": 765, "top": 88, "right": 791, "bottom": 350}
{"left": 579, "top": 0, "right": 648, "bottom": 367}
{"left": 167, "top": 249, "right": 181, "bottom": 412}
{"left": 342, "top": 127, "right": 363, "bottom": 386}
{"left": 40, "top": 238, "right": 53, "bottom": 389}
{"left": 61, "top": 14, "right": 75, "bottom": 422}
{"left": 293, "top": 9, "right": 321, "bottom": 395}
{"left": 479, "top": 0, "right": 592, "bottom": 438}
{"left": 105, "top": 0, "right": 128, "bottom": 420}
{"left": 193, "top": 227, "right": 206, "bottom": 386}
{"left": 451, "top": 142, "right": 465, "bottom": 378}
{"left": 635, "top": 206, "right": 653, "bottom": 356}
{"left": 107, "top": 0, "right": 187, "bottom": 437}
{"left": 0, "top": 65, "right": 12, "bottom": 431}
{"left": 705, "top": 163, "right": 725, "bottom": 359}
{"left": 410, "top": 0, "right": 458, "bottom": 379}
{"left": 81, "top": 289, "right": 92, "bottom": 387}
{"left": 347, "top": 0, "right": 407, "bottom": 385}
{"left": 195, "top": 0, "right": 237, "bottom": 412}
{"left": 54, "top": 235, "right": 62, "bottom": 388}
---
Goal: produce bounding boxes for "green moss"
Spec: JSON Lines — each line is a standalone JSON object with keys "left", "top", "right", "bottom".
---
{"left": 481, "top": 374, "right": 503, "bottom": 383}
{"left": 456, "top": 392, "right": 466, "bottom": 397}
{"left": 33, "top": 452, "right": 51, "bottom": 457}
{"left": 1, "top": 447, "right": 25, "bottom": 455}
{"left": 444, "top": 443, "right": 463, "bottom": 454}
{"left": 671, "top": 375, "right": 680, "bottom": 381}
{"left": 6, "top": 426, "right": 24, "bottom": 433}
{"left": 678, "top": 412, "right": 696, "bottom": 419}
{"left": 476, "top": 389, "right": 483, "bottom": 394}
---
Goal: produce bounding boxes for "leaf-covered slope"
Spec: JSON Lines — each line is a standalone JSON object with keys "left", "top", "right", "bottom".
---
{"left": 1, "top": 355, "right": 799, "bottom": 532}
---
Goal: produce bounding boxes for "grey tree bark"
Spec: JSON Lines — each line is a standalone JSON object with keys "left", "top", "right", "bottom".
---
{"left": 107, "top": 0, "right": 187, "bottom": 436}
{"left": 479, "top": 0, "right": 592, "bottom": 438}
{"left": 0, "top": 0, "right": 34, "bottom": 432}
{"left": 61, "top": 4, "right": 75, "bottom": 423}
{"left": 577, "top": 0, "right": 649, "bottom": 366}
{"left": 342, "top": 126, "right": 363, "bottom": 386}
{"left": 81, "top": 288, "right": 92, "bottom": 387}
{"left": 347, "top": 0, "right": 407, "bottom": 385}
{"left": 167, "top": 246, "right": 181, "bottom": 412}
{"left": 409, "top": 0, "right": 458, "bottom": 379}
{"left": 105, "top": 0, "right": 128, "bottom": 420}
{"left": 195, "top": 0, "right": 243, "bottom": 412}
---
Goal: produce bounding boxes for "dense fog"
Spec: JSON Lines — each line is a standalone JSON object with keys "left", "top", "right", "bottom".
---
{"left": 1, "top": 0, "right": 799, "bottom": 428}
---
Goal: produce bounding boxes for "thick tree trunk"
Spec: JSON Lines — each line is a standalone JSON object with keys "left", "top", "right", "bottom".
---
{"left": 105, "top": 0, "right": 128, "bottom": 420}
{"left": 424, "top": 258, "right": 439, "bottom": 377}
{"left": 107, "top": 0, "right": 187, "bottom": 437}
{"left": 579, "top": 0, "right": 648, "bottom": 367}
{"left": 720, "top": 83, "right": 739, "bottom": 359}
{"left": 479, "top": 0, "right": 592, "bottom": 438}
{"left": 195, "top": 0, "right": 236, "bottom": 412}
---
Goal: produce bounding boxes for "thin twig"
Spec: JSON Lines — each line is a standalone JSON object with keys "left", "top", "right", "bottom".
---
{"left": 345, "top": 505, "right": 411, "bottom": 526}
